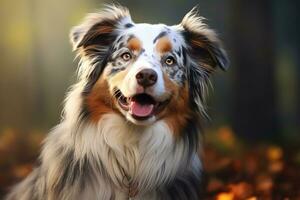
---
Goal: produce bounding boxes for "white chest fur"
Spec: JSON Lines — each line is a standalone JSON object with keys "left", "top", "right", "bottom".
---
{"left": 74, "top": 113, "right": 192, "bottom": 194}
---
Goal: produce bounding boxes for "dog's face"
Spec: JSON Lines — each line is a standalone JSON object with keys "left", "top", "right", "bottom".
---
{"left": 70, "top": 6, "right": 228, "bottom": 127}
{"left": 104, "top": 24, "right": 186, "bottom": 125}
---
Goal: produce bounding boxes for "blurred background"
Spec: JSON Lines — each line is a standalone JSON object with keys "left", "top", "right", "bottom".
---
{"left": 0, "top": 0, "right": 299, "bottom": 199}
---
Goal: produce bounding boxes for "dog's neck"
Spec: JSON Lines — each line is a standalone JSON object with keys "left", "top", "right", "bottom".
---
{"left": 70, "top": 113, "right": 192, "bottom": 193}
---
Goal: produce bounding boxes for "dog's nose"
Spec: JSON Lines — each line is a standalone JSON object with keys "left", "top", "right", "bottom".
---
{"left": 135, "top": 69, "right": 157, "bottom": 87}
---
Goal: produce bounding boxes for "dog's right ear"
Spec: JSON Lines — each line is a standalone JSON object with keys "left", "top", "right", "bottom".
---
{"left": 70, "top": 5, "right": 132, "bottom": 52}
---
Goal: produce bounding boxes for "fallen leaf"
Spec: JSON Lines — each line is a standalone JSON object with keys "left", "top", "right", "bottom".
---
{"left": 266, "top": 146, "right": 283, "bottom": 161}
{"left": 216, "top": 192, "right": 234, "bottom": 200}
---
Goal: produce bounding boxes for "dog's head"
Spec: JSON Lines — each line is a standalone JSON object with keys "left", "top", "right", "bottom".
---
{"left": 70, "top": 5, "right": 228, "bottom": 127}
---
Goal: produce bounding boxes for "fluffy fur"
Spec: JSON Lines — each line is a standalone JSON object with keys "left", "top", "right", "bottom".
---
{"left": 6, "top": 5, "right": 228, "bottom": 200}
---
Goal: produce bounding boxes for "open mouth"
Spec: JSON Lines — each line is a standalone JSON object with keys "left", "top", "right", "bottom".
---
{"left": 114, "top": 89, "right": 169, "bottom": 120}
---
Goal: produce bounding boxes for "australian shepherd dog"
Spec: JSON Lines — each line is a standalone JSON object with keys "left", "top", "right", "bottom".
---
{"left": 6, "top": 5, "right": 228, "bottom": 200}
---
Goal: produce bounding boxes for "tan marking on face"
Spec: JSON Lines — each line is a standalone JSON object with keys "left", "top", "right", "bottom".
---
{"left": 159, "top": 74, "right": 191, "bottom": 137}
{"left": 86, "top": 75, "right": 116, "bottom": 122}
{"left": 156, "top": 36, "right": 172, "bottom": 54}
{"left": 127, "top": 37, "right": 142, "bottom": 52}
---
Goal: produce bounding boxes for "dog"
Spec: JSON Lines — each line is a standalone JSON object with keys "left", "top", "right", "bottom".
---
{"left": 6, "top": 5, "right": 228, "bottom": 200}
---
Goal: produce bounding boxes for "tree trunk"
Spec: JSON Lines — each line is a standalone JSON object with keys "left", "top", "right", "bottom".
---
{"left": 230, "top": 0, "right": 279, "bottom": 140}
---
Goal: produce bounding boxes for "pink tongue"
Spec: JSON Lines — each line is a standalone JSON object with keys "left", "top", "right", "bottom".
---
{"left": 130, "top": 101, "right": 154, "bottom": 117}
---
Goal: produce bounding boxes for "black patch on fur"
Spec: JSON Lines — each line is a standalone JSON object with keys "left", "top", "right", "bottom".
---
{"left": 115, "top": 35, "right": 125, "bottom": 44}
{"left": 78, "top": 156, "right": 95, "bottom": 190}
{"left": 82, "top": 46, "right": 113, "bottom": 96}
{"left": 54, "top": 150, "right": 77, "bottom": 191}
{"left": 50, "top": 147, "right": 113, "bottom": 199}
{"left": 124, "top": 23, "right": 134, "bottom": 28}
{"left": 53, "top": 150, "right": 91, "bottom": 197}
{"left": 182, "top": 30, "right": 229, "bottom": 71}
{"left": 78, "top": 20, "right": 119, "bottom": 119}
{"left": 79, "top": 23, "right": 118, "bottom": 95}
{"left": 79, "top": 46, "right": 113, "bottom": 120}
{"left": 188, "top": 62, "right": 209, "bottom": 115}
{"left": 175, "top": 49, "right": 181, "bottom": 57}
{"left": 80, "top": 103, "right": 90, "bottom": 120}
{"left": 75, "top": 17, "right": 120, "bottom": 98}
{"left": 182, "top": 47, "right": 187, "bottom": 66}
{"left": 162, "top": 171, "right": 203, "bottom": 200}
{"left": 77, "top": 19, "right": 116, "bottom": 48}
{"left": 153, "top": 31, "right": 167, "bottom": 44}
{"left": 182, "top": 115, "right": 200, "bottom": 158}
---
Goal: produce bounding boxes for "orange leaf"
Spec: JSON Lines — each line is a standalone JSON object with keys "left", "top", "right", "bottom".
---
{"left": 216, "top": 192, "right": 234, "bottom": 200}
{"left": 266, "top": 146, "right": 283, "bottom": 161}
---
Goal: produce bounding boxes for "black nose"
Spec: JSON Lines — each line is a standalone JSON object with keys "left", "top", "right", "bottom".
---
{"left": 135, "top": 69, "right": 157, "bottom": 87}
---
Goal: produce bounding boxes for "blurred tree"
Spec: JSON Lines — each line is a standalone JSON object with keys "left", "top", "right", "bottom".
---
{"left": 230, "top": 0, "right": 279, "bottom": 140}
{"left": 291, "top": 1, "right": 300, "bottom": 132}
{"left": 0, "top": 0, "right": 35, "bottom": 129}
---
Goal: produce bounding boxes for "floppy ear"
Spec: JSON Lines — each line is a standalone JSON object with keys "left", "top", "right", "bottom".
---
{"left": 70, "top": 5, "right": 132, "bottom": 53}
{"left": 179, "top": 7, "right": 229, "bottom": 72}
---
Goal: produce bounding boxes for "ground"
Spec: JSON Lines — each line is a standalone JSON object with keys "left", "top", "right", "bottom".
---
{"left": 0, "top": 127, "right": 299, "bottom": 199}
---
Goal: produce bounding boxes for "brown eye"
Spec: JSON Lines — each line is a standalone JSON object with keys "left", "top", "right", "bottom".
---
{"left": 121, "top": 52, "right": 132, "bottom": 61}
{"left": 165, "top": 56, "right": 175, "bottom": 66}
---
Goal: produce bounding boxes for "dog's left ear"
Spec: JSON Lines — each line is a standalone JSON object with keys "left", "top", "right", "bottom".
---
{"left": 179, "top": 7, "right": 229, "bottom": 72}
